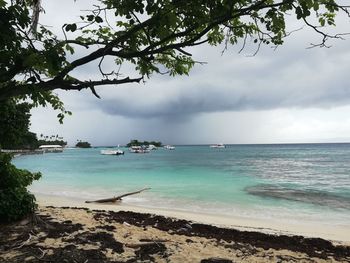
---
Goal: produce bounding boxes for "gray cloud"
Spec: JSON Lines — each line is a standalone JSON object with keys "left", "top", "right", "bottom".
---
{"left": 40, "top": 0, "right": 350, "bottom": 121}
{"left": 91, "top": 36, "right": 350, "bottom": 119}
{"left": 29, "top": 1, "right": 350, "bottom": 145}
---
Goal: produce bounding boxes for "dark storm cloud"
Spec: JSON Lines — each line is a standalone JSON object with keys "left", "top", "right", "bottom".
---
{"left": 39, "top": 0, "right": 350, "bottom": 120}
{"left": 92, "top": 36, "right": 350, "bottom": 119}
{"left": 29, "top": 0, "right": 350, "bottom": 145}
{"left": 96, "top": 82, "right": 350, "bottom": 119}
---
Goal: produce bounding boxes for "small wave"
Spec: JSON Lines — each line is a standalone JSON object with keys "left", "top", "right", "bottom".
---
{"left": 246, "top": 184, "right": 350, "bottom": 210}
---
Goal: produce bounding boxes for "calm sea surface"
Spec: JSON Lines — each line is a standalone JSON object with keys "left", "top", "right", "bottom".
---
{"left": 13, "top": 144, "right": 350, "bottom": 225}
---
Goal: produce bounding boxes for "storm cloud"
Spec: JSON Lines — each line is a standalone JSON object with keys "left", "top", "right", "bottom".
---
{"left": 29, "top": 0, "right": 350, "bottom": 145}
{"left": 93, "top": 36, "right": 350, "bottom": 119}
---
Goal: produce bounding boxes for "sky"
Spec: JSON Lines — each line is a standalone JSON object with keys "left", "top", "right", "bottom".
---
{"left": 30, "top": 1, "right": 350, "bottom": 146}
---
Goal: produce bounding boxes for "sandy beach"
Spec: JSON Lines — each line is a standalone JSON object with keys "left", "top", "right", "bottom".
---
{"left": 37, "top": 194, "right": 350, "bottom": 243}
{"left": 1, "top": 195, "right": 350, "bottom": 263}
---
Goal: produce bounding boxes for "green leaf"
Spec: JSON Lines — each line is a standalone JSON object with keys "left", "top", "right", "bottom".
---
{"left": 295, "top": 6, "right": 303, "bottom": 19}
{"left": 87, "top": 15, "right": 94, "bottom": 21}
{"left": 95, "top": 16, "right": 103, "bottom": 23}
{"left": 319, "top": 17, "right": 325, "bottom": 27}
{"left": 66, "top": 23, "right": 77, "bottom": 32}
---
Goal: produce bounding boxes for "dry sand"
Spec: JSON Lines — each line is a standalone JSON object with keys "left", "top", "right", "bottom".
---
{"left": 36, "top": 194, "right": 350, "bottom": 243}
{"left": 1, "top": 206, "right": 350, "bottom": 263}
{"left": 1, "top": 194, "right": 350, "bottom": 262}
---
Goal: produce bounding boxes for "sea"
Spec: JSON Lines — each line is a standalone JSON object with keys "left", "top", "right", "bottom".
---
{"left": 13, "top": 143, "right": 350, "bottom": 226}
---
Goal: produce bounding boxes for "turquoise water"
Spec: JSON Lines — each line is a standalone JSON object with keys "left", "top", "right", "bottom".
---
{"left": 13, "top": 144, "right": 350, "bottom": 225}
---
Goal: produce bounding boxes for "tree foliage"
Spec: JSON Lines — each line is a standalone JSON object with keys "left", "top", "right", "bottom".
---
{"left": 127, "top": 139, "right": 162, "bottom": 147}
{"left": 75, "top": 141, "right": 92, "bottom": 148}
{"left": 0, "top": 0, "right": 349, "bottom": 109}
{"left": 37, "top": 139, "right": 67, "bottom": 147}
{"left": 0, "top": 99, "right": 38, "bottom": 150}
{"left": 0, "top": 99, "right": 42, "bottom": 222}
{"left": 0, "top": 153, "right": 41, "bottom": 222}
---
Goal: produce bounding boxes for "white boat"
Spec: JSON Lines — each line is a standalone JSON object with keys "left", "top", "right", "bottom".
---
{"left": 209, "top": 143, "right": 225, "bottom": 148}
{"left": 164, "top": 145, "right": 175, "bottom": 150}
{"left": 147, "top": 144, "right": 157, "bottom": 150}
{"left": 129, "top": 146, "right": 150, "bottom": 153}
{"left": 39, "top": 145, "right": 64, "bottom": 153}
{"left": 100, "top": 149, "right": 124, "bottom": 155}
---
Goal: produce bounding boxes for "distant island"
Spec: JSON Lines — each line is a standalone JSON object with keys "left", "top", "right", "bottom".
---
{"left": 38, "top": 134, "right": 67, "bottom": 147}
{"left": 0, "top": 130, "right": 67, "bottom": 151}
{"left": 126, "top": 139, "right": 162, "bottom": 147}
{"left": 76, "top": 141, "right": 91, "bottom": 148}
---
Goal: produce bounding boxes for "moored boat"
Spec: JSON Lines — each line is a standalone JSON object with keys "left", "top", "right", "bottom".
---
{"left": 147, "top": 144, "right": 157, "bottom": 150}
{"left": 100, "top": 149, "right": 124, "bottom": 155}
{"left": 164, "top": 145, "right": 175, "bottom": 150}
{"left": 209, "top": 143, "right": 225, "bottom": 148}
{"left": 129, "top": 146, "right": 150, "bottom": 153}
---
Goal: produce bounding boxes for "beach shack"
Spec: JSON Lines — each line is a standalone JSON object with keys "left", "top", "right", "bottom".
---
{"left": 39, "top": 145, "right": 64, "bottom": 153}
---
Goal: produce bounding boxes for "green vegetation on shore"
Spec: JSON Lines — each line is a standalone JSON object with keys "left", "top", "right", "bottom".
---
{"left": 37, "top": 140, "right": 67, "bottom": 147}
{"left": 126, "top": 139, "right": 162, "bottom": 147}
{"left": 37, "top": 134, "right": 67, "bottom": 147}
{"left": 76, "top": 141, "right": 92, "bottom": 148}
{"left": 0, "top": 153, "right": 41, "bottom": 222}
{"left": 0, "top": 100, "right": 38, "bottom": 150}
{"left": 0, "top": 100, "right": 41, "bottom": 222}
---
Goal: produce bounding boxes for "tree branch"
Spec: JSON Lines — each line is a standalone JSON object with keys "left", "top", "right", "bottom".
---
{"left": 0, "top": 77, "right": 143, "bottom": 101}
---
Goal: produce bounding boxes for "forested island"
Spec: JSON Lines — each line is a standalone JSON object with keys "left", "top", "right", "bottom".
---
{"left": 38, "top": 134, "right": 67, "bottom": 147}
{"left": 75, "top": 141, "right": 92, "bottom": 148}
{"left": 126, "top": 139, "right": 162, "bottom": 147}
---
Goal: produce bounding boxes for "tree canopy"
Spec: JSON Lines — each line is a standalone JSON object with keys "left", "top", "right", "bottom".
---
{"left": 0, "top": 99, "right": 38, "bottom": 149}
{"left": 75, "top": 141, "right": 92, "bottom": 148}
{"left": 127, "top": 139, "right": 162, "bottom": 147}
{"left": 0, "top": 99, "right": 41, "bottom": 222}
{"left": 0, "top": 0, "right": 349, "bottom": 112}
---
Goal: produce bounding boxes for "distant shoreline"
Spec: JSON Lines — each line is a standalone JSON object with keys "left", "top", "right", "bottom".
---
{"left": 1, "top": 149, "right": 44, "bottom": 156}
{"left": 92, "top": 142, "right": 350, "bottom": 147}
{"left": 4, "top": 142, "right": 350, "bottom": 151}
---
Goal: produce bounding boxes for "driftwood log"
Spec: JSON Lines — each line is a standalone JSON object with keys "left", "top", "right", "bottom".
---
{"left": 85, "top": 187, "right": 151, "bottom": 203}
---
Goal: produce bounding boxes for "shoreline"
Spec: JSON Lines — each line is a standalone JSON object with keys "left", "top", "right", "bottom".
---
{"left": 36, "top": 194, "right": 350, "bottom": 243}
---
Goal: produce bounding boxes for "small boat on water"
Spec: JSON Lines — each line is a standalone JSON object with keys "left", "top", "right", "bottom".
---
{"left": 147, "top": 144, "right": 157, "bottom": 150}
{"left": 129, "top": 146, "right": 150, "bottom": 153}
{"left": 209, "top": 143, "right": 225, "bottom": 148}
{"left": 164, "top": 145, "right": 175, "bottom": 150}
{"left": 100, "top": 149, "right": 124, "bottom": 155}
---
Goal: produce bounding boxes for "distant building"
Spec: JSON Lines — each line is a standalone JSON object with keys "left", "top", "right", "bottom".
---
{"left": 39, "top": 145, "right": 63, "bottom": 153}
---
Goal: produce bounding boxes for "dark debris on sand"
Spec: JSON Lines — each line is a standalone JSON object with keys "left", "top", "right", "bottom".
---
{"left": 0, "top": 213, "right": 122, "bottom": 262}
{"left": 201, "top": 258, "right": 233, "bottom": 263}
{"left": 93, "top": 209, "right": 350, "bottom": 260}
{"left": 1, "top": 206, "right": 350, "bottom": 262}
{"left": 66, "top": 231, "right": 124, "bottom": 253}
{"left": 36, "top": 245, "right": 108, "bottom": 263}
{"left": 135, "top": 242, "right": 168, "bottom": 261}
